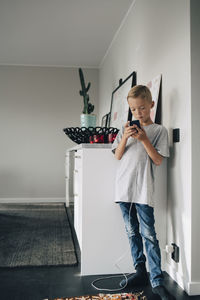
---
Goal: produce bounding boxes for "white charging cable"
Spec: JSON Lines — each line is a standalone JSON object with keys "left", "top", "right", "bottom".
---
{"left": 91, "top": 202, "right": 134, "bottom": 292}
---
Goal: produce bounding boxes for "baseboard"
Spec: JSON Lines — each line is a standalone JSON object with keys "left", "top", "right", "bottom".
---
{"left": 165, "top": 262, "right": 200, "bottom": 296}
{"left": 187, "top": 281, "right": 200, "bottom": 296}
{"left": 0, "top": 198, "right": 65, "bottom": 203}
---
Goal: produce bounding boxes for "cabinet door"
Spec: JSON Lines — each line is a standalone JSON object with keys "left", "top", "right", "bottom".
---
{"left": 65, "top": 151, "right": 75, "bottom": 207}
{"left": 65, "top": 153, "right": 70, "bottom": 207}
{"left": 73, "top": 151, "right": 82, "bottom": 250}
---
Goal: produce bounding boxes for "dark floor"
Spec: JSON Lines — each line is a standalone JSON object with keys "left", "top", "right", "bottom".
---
{"left": 0, "top": 206, "right": 199, "bottom": 300}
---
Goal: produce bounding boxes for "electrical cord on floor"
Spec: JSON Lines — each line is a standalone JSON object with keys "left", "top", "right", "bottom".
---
{"left": 91, "top": 203, "right": 134, "bottom": 292}
{"left": 91, "top": 273, "right": 129, "bottom": 292}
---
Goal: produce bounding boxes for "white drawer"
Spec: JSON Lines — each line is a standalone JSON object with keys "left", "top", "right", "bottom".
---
{"left": 65, "top": 151, "right": 75, "bottom": 177}
{"left": 74, "top": 152, "right": 82, "bottom": 170}
{"left": 73, "top": 168, "right": 81, "bottom": 195}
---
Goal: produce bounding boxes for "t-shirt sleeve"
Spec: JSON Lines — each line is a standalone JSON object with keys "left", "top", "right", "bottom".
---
{"left": 111, "top": 126, "right": 124, "bottom": 154}
{"left": 154, "top": 126, "right": 170, "bottom": 157}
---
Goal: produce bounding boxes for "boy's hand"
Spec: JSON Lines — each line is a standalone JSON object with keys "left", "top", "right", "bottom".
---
{"left": 131, "top": 125, "right": 148, "bottom": 142}
{"left": 123, "top": 121, "right": 137, "bottom": 140}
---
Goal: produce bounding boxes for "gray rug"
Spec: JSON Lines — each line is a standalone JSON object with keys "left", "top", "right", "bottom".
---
{"left": 0, "top": 203, "right": 77, "bottom": 267}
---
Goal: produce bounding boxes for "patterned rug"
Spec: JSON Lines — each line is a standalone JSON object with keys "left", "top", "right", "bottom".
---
{"left": 50, "top": 292, "right": 147, "bottom": 300}
{"left": 0, "top": 203, "right": 77, "bottom": 267}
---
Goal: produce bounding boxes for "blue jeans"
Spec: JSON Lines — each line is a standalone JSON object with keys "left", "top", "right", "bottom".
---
{"left": 119, "top": 202, "right": 164, "bottom": 288}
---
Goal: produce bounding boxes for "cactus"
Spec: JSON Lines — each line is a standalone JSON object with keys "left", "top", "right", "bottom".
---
{"left": 79, "top": 68, "right": 94, "bottom": 114}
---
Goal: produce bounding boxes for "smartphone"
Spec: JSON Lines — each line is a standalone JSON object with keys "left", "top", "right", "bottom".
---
{"left": 129, "top": 120, "right": 141, "bottom": 128}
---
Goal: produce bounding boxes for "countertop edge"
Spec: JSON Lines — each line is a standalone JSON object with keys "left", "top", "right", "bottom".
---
{"left": 66, "top": 143, "right": 112, "bottom": 152}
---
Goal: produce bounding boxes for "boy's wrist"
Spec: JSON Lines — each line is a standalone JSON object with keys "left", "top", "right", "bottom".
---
{"left": 141, "top": 136, "right": 150, "bottom": 145}
{"left": 122, "top": 135, "right": 128, "bottom": 142}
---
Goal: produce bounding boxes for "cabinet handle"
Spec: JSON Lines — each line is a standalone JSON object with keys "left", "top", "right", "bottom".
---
{"left": 75, "top": 155, "right": 81, "bottom": 158}
{"left": 74, "top": 169, "right": 78, "bottom": 173}
{"left": 74, "top": 193, "right": 79, "bottom": 197}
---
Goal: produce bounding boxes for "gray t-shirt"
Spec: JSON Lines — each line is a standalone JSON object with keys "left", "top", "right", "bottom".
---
{"left": 111, "top": 123, "right": 169, "bottom": 207}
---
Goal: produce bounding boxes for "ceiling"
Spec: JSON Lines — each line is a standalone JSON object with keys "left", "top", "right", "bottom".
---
{"left": 0, "top": 0, "right": 134, "bottom": 68}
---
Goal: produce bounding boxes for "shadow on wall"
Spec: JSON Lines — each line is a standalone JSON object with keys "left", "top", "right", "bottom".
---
{"left": 167, "top": 90, "right": 189, "bottom": 292}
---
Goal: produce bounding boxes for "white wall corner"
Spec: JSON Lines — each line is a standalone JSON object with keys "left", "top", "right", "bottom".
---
{"left": 99, "top": 0, "right": 137, "bottom": 68}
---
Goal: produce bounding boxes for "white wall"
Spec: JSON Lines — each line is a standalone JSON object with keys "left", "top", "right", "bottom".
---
{"left": 98, "top": 0, "right": 194, "bottom": 295}
{"left": 191, "top": 0, "right": 200, "bottom": 294}
{"left": 0, "top": 66, "right": 98, "bottom": 201}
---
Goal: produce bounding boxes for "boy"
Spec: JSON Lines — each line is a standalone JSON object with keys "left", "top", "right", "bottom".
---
{"left": 112, "top": 85, "right": 174, "bottom": 300}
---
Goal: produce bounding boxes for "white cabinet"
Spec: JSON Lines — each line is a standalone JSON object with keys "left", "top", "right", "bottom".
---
{"left": 66, "top": 144, "right": 167, "bottom": 276}
{"left": 66, "top": 145, "right": 134, "bottom": 276}
{"left": 65, "top": 151, "right": 74, "bottom": 207}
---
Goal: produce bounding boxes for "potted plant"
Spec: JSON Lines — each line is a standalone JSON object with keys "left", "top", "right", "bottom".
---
{"left": 79, "top": 68, "right": 96, "bottom": 128}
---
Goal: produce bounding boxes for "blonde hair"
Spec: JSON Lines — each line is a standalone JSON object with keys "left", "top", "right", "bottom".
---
{"left": 127, "top": 85, "right": 152, "bottom": 103}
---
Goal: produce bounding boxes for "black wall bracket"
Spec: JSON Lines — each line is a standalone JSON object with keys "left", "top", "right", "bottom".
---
{"left": 173, "top": 128, "right": 180, "bottom": 143}
{"left": 171, "top": 243, "right": 179, "bottom": 263}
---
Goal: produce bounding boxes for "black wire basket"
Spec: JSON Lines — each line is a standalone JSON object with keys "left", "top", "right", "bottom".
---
{"left": 63, "top": 127, "right": 119, "bottom": 144}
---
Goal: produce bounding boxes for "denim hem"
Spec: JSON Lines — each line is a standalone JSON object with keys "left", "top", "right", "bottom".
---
{"left": 151, "top": 280, "right": 164, "bottom": 288}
